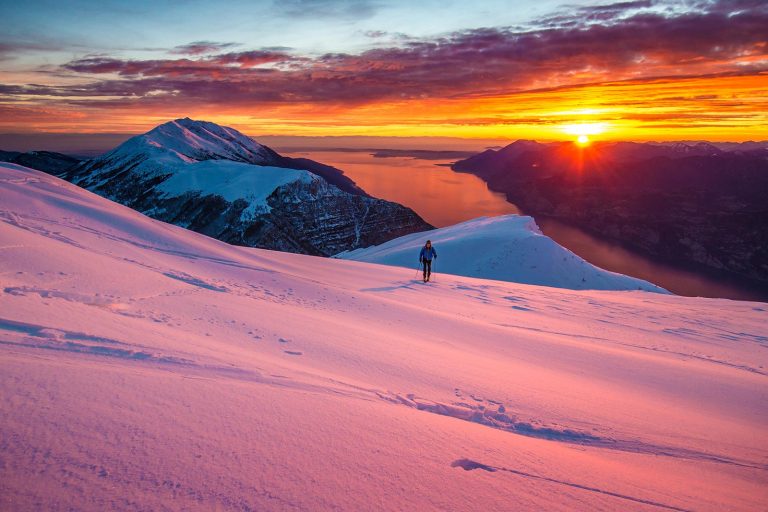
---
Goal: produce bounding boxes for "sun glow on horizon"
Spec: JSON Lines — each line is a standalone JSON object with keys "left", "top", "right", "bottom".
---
{"left": 1, "top": 75, "right": 766, "bottom": 143}
{"left": 562, "top": 122, "right": 606, "bottom": 146}
{"left": 562, "top": 122, "right": 608, "bottom": 137}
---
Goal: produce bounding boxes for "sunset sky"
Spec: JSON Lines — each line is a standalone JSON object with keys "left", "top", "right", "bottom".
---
{"left": 1, "top": 0, "right": 766, "bottom": 144}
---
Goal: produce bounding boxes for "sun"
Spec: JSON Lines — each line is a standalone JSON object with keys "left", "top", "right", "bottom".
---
{"left": 561, "top": 122, "right": 608, "bottom": 145}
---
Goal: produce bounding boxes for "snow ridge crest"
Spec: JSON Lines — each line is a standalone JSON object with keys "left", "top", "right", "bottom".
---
{"left": 106, "top": 117, "right": 273, "bottom": 165}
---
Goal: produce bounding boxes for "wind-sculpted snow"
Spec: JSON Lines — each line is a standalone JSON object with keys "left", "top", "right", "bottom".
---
{"left": 338, "top": 215, "right": 667, "bottom": 292}
{"left": 1, "top": 164, "right": 767, "bottom": 511}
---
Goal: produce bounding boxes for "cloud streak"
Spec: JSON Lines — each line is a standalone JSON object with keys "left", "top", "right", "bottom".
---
{"left": 170, "top": 41, "right": 240, "bottom": 55}
{"left": 63, "top": 49, "right": 298, "bottom": 76}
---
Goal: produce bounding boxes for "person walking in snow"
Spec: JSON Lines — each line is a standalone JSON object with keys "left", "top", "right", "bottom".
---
{"left": 419, "top": 240, "right": 437, "bottom": 282}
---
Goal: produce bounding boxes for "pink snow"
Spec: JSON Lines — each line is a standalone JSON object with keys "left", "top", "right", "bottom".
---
{"left": 337, "top": 215, "right": 668, "bottom": 292}
{"left": 115, "top": 117, "right": 273, "bottom": 164}
{"left": 1, "top": 163, "right": 766, "bottom": 511}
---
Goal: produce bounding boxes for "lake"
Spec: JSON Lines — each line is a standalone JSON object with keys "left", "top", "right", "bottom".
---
{"left": 286, "top": 149, "right": 767, "bottom": 301}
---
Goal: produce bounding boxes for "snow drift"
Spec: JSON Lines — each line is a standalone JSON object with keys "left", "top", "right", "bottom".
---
{"left": 1, "top": 163, "right": 766, "bottom": 511}
{"left": 337, "top": 215, "right": 667, "bottom": 292}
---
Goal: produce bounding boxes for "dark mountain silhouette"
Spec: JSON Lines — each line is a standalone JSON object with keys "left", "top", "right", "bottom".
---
{"left": 453, "top": 140, "right": 768, "bottom": 287}
{"left": 0, "top": 150, "right": 82, "bottom": 175}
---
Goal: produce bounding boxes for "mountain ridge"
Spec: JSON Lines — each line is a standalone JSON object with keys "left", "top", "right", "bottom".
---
{"left": 453, "top": 140, "right": 768, "bottom": 288}
{"left": 61, "top": 118, "right": 432, "bottom": 255}
{"left": 0, "top": 150, "right": 82, "bottom": 175}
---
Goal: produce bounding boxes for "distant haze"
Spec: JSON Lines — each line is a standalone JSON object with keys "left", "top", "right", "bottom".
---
{"left": 0, "top": 133, "right": 134, "bottom": 157}
{"left": 2, "top": 131, "right": 765, "bottom": 158}
{"left": 0, "top": 133, "right": 510, "bottom": 156}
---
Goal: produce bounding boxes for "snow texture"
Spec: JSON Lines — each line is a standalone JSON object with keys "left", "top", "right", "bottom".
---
{"left": 111, "top": 117, "right": 274, "bottom": 164}
{"left": 337, "top": 215, "right": 667, "bottom": 292}
{"left": 1, "top": 163, "right": 767, "bottom": 511}
{"left": 155, "top": 160, "right": 313, "bottom": 219}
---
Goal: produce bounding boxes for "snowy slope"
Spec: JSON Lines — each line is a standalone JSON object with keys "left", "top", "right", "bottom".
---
{"left": 1, "top": 163, "right": 767, "bottom": 512}
{"left": 155, "top": 160, "right": 313, "bottom": 219}
{"left": 338, "top": 215, "right": 667, "bottom": 292}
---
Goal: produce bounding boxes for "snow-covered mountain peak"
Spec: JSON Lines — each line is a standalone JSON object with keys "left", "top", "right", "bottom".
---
{"left": 106, "top": 118, "right": 274, "bottom": 165}
{"left": 62, "top": 119, "right": 431, "bottom": 255}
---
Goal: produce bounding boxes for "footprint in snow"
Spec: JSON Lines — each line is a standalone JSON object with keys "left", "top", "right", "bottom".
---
{"left": 451, "top": 459, "right": 497, "bottom": 472}
{"left": 283, "top": 350, "right": 303, "bottom": 356}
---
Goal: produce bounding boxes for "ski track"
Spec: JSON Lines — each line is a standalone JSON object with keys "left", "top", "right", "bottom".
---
{"left": 377, "top": 389, "right": 767, "bottom": 471}
{"left": 451, "top": 459, "right": 693, "bottom": 512}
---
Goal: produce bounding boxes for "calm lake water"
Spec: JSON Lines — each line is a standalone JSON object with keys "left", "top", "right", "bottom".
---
{"left": 293, "top": 150, "right": 519, "bottom": 227}
{"left": 288, "top": 150, "right": 767, "bottom": 302}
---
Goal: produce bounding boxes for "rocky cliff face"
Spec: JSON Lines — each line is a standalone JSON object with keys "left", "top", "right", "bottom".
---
{"left": 249, "top": 179, "right": 433, "bottom": 256}
{"left": 453, "top": 141, "right": 768, "bottom": 287}
{"left": 63, "top": 118, "right": 432, "bottom": 256}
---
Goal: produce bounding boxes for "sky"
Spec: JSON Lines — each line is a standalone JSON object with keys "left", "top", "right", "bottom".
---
{"left": 1, "top": 0, "right": 766, "bottom": 144}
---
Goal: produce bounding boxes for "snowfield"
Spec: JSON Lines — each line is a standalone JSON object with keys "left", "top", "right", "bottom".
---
{"left": 337, "top": 215, "right": 667, "bottom": 292}
{"left": 1, "top": 163, "right": 767, "bottom": 511}
{"left": 155, "top": 160, "right": 314, "bottom": 219}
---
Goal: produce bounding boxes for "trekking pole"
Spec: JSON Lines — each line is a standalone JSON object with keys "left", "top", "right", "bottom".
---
{"left": 415, "top": 262, "right": 421, "bottom": 280}
{"left": 432, "top": 260, "right": 437, "bottom": 282}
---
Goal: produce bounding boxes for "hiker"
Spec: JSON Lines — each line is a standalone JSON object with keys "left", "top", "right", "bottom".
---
{"left": 419, "top": 240, "right": 437, "bottom": 282}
